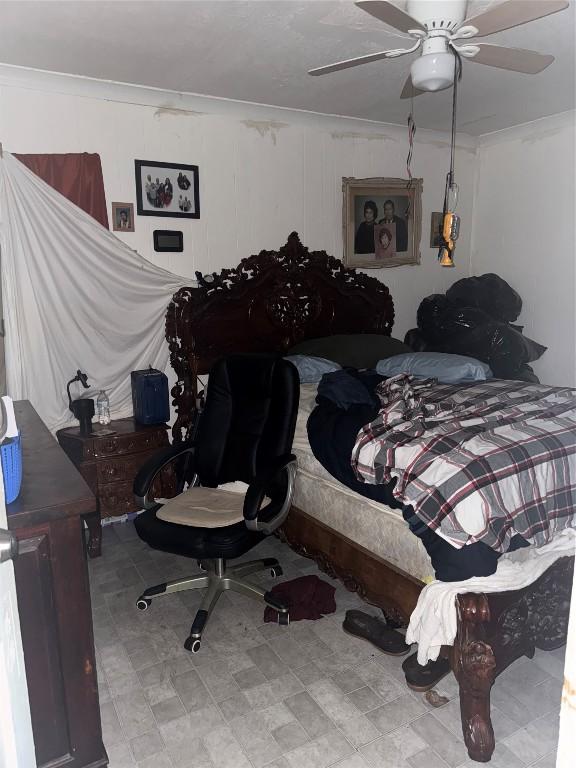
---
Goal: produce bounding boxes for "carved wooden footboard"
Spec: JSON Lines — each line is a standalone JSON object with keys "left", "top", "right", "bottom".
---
{"left": 454, "top": 555, "right": 573, "bottom": 762}
{"left": 281, "top": 507, "right": 572, "bottom": 763}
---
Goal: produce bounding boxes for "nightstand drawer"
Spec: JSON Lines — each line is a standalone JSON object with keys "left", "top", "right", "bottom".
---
{"left": 99, "top": 469, "right": 174, "bottom": 518}
{"left": 96, "top": 455, "right": 144, "bottom": 484}
{"left": 92, "top": 430, "right": 167, "bottom": 458}
{"left": 99, "top": 481, "right": 135, "bottom": 518}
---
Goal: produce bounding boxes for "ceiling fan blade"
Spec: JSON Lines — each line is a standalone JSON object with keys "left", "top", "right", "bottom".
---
{"left": 355, "top": 1, "right": 425, "bottom": 33}
{"left": 467, "top": 44, "right": 554, "bottom": 74}
{"left": 309, "top": 49, "right": 398, "bottom": 76}
{"left": 400, "top": 76, "right": 427, "bottom": 99}
{"left": 462, "top": 0, "right": 568, "bottom": 38}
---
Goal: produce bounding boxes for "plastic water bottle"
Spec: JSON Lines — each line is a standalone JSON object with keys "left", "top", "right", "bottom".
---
{"left": 96, "top": 390, "right": 111, "bottom": 425}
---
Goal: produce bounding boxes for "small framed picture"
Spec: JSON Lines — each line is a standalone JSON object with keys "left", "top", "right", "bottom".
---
{"left": 342, "top": 177, "right": 423, "bottom": 268}
{"left": 111, "top": 202, "right": 135, "bottom": 232}
{"left": 430, "top": 212, "right": 444, "bottom": 248}
{"left": 135, "top": 160, "right": 200, "bottom": 219}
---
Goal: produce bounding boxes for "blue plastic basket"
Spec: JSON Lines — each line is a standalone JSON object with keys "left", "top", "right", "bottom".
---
{"left": 1, "top": 433, "right": 22, "bottom": 504}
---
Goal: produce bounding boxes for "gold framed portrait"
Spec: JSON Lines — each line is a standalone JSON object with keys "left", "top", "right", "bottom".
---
{"left": 343, "top": 177, "right": 423, "bottom": 269}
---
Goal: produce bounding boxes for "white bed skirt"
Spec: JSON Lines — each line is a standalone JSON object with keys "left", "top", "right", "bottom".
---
{"left": 293, "top": 465, "right": 434, "bottom": 584}
{"left": 291, "top": 383, "right": 434, "bottom": 584}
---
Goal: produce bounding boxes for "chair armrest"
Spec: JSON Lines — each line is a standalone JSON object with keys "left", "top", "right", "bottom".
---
{"left": 243, "top": 454, "right": 297, "bottom": 534}
{"left": 133, "top": 442, "right": 196, "bottom": 510}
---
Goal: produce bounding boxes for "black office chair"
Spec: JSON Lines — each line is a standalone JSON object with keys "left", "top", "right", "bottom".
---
{"left": 133, "top": 354, "right": 299, "bottom": 653}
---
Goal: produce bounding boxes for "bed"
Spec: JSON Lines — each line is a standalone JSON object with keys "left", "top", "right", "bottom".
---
{"left": 165, "top": 232, "right": 573, "bottom": 763}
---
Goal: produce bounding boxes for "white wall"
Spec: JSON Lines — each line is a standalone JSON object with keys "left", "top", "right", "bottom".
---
{"left": 471, "top": 112, "right": 576, "bottom": 386}
{"left": 0, "top": 67, "right": 477, "bottom": 342}
{"left": 4, "top": 69, "right": 571, "bottom": 388}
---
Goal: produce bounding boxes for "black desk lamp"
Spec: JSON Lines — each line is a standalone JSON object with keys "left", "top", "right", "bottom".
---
{"left": 67, "top": 370, "right": 94, "bottom": 435}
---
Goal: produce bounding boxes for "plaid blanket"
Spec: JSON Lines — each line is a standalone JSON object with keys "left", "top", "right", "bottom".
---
{"left": 351, "top": 374, "right": 576, "bottom": 552}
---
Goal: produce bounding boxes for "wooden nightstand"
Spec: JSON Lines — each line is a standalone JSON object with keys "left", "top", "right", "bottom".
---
{"left": 57, "top": 417, "right": 176, "bottom": 557}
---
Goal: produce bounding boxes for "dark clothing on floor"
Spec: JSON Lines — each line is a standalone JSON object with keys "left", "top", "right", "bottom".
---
{"left": 263, "top": 575, "right": 336, "bottom": 622}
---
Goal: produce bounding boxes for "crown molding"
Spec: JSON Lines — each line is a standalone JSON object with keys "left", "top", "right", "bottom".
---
{"left": 477, "top": 109, "right": 575, "bottom": 147}
{"left": 0, "top": 62, "right": 478, "bottom": 150}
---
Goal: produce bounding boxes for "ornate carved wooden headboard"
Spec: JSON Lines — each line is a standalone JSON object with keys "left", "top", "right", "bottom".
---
{"left": 165, "top": 232, "right": 395, "bottom": 441}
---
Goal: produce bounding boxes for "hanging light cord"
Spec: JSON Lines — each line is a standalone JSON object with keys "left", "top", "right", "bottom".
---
{"left": 443, "top": 51, "right": 463, "bottom": 213}
{"left": 437, "top": 51, "right": 463, "bottom": 266}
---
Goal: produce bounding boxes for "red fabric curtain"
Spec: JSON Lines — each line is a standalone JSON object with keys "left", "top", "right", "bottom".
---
{"left": 14, "top": 152, "right": 109, "bottom": 228}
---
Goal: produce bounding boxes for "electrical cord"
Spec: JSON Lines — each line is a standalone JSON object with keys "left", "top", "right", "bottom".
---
{"left": 406, "top": 111, "right": 416, "bottom": 181}
{"left": 445, "top": 50, "right": 463, "bottom": 210}
{"left": 405, "top": 93, "right": 417, "bottom": 219}
{"left": 438, "top": 51, "right": 463, "bottom": 265}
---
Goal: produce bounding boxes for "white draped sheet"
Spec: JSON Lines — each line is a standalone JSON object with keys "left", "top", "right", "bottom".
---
{"left": 0, "top": 152, "right": 188, "bottom": 432}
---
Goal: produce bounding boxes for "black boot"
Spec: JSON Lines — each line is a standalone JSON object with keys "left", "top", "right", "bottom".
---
{"left": 402, "top": 652, "right": 451, "bottom": 691}
{"left": 342, "top": 610, "right": 411, "bottom": 656}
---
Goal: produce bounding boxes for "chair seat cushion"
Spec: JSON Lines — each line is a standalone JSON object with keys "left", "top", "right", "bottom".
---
{"left": 134, "top": 507, "right": 265, "bottom": 560}
{"left": 157, "top": 487, "right": 245, "bottom": 528}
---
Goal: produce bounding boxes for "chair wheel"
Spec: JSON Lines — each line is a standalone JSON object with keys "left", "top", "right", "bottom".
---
{"left": 278, "top": 612, "right": 290, "bottom": 626}
{"left": 184, "top": 636, "right": 201, "bottom": 653}
{"left": 136, "top": 598, "right": 151, "bottom": 611}
{"left": 270, "top": 565, "right": 283, "bottom": 578}
{"left": 197, "top": 560, "right": 207, "bottom": 571}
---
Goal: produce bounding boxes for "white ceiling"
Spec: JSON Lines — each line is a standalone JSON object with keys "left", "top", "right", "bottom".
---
{"left": 0, "top": 0, "right": 573, "bottom": 135}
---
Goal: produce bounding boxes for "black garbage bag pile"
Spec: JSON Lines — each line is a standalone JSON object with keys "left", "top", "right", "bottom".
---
{"left": 404, "top": 274, "right": 546, "bottom": 382}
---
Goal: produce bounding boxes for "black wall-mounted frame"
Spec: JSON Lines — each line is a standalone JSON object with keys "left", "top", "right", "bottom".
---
{"left": 135, "top": 159, "right": 200, "bottom": 219}
{"left": 154, "top": 230, "right": 184, "bottom": 252}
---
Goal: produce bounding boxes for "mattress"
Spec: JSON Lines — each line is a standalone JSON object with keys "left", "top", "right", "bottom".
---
{"left": 292, "top": 384, "right": 434, "bottom": 583}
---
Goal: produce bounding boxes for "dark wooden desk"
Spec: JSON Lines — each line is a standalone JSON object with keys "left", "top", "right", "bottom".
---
{"left": 8, "top": 401, "right": 107, "bottom": 768}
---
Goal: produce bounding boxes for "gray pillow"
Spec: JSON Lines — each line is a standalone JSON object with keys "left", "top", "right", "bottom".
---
{"left": 287, "top": 334, "right": 411, "bottom": 369}
{"left": 376, "top": 352, "right": 493, "bottom": 383}
{"left": 284, "top": 355, "right": 341, "bottom": 383}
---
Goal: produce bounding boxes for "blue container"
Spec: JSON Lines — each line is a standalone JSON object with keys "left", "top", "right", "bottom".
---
{"left": 1, "top": 433, "right": 22, "bottom": 504}
{"left": 131, "top": 368, "right": 170, "bottom": 425}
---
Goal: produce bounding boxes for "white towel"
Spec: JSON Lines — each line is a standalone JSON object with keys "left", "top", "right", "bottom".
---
{"left": 406, "top": 528, "right": 576, "bottom": 665}
{"left": 1, "top": 395, "right": 18, "bottom": 440}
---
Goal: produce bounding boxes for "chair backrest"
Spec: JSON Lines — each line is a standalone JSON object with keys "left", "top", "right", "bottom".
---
{"left": 194, "top": 355, "right": 299, "bottom": 487}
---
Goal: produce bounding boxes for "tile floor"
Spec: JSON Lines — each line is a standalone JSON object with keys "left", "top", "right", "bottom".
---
{"left": 90, "top": 521, "right": 564, "bottom": 768}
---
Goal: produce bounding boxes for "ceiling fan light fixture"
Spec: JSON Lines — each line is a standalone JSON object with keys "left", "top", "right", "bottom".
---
{"left": 410, "top": 51, "right": 454, "bottom": 92}
{"left": 312, "top": 1, "right": 567, "bottom": 88}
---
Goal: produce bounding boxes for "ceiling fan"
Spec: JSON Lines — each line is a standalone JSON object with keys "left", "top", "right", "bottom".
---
{"left": 309, "top": 0, "right": 568, "bottom": 97}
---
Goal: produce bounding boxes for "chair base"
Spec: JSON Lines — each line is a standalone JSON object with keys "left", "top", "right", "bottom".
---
{"left": 135, "top": 557, "right": 289, "bottom": 653}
